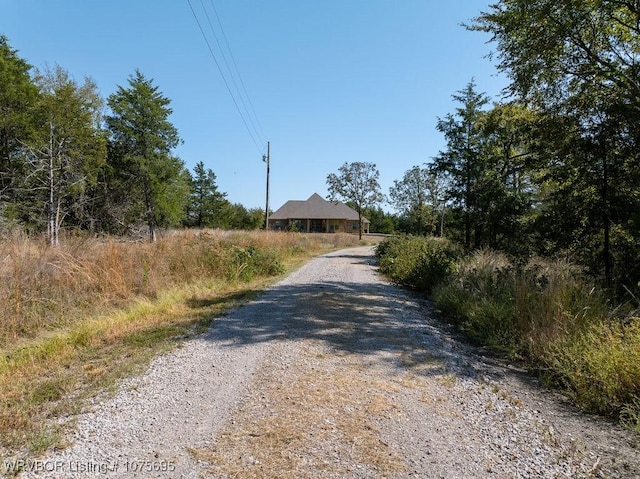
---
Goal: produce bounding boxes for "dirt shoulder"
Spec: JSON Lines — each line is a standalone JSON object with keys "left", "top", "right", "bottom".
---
{"left": 15, "top": 246, "right": 638, "bottom": 478}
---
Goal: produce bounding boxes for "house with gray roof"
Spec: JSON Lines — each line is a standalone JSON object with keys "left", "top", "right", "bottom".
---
{"left": 268, "top": 193, "right": 370, "bottom": 234}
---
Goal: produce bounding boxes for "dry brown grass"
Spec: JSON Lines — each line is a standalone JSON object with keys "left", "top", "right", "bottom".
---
{"left": 193, "top": 340, "right": 407, "bottom": 479}
{"left": 0, "top": 229, "right": 361, "bottom": 458}
{"left": 0, "top": 230, "right": 361, "bottom": 345}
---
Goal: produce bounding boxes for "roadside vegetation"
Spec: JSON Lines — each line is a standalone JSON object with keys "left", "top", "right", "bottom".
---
{"left": 0, "top": 230, "right": 361, "bottom": 457}
{"left": 372, "top": 1, "right": 640, "bottom": 437}
{"left": 376, "top": 236, "right": 640, "bottom": 433}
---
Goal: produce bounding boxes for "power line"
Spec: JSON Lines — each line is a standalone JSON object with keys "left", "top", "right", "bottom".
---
{"left": 186, "top": 0, "right": 264, "bottom": 153}
{"left": 200, "top": 0, "right": 265, "bottom": 148}
{"left": 208, "top": 0, "right": 267, "bottom": 144}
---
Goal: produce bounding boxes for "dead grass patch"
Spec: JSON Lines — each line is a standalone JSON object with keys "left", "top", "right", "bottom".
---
{"left": 196, "top": 342, "right": 407, "bottom": 479}
{"left": 438, "top": 373, "right": 458, "bottom": 388}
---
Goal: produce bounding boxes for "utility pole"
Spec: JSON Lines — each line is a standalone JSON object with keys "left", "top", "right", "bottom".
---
{"left": 263, "top": 141, "right": 270, "bottom": 230}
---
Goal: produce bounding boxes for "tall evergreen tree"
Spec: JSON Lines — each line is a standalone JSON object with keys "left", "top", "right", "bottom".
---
{"left": 105, "top": 70, "right": 188, "bottom": 240}
{"left": 432, "top": 80, "right": 490, "bottom": 249}
{"left": 432, "top": 83, "right": 535, "bottom": 252}
{"left": 0, "top": 35, "right": 38, "bottom": 225}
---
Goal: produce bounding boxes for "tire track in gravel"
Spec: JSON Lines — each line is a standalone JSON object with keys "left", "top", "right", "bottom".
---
{"left": 16, "top": 246, "right": 639, "bottom": 479}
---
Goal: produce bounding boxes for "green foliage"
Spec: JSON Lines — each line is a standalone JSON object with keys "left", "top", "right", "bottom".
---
{"left": 327, "top": 161, "right": 384, "bottom": 239}
{"left": 430, "top": 249, "right": 640, "bottom": 427}
{"left": 432, "top": 251, "right": 519, "bottom": 353}
{"left": 621, "top": 397, "right": 640, "bottom": 434}
{"left": 432, "top": 80, "right": 490, "bottom": 247}
{"left": 20, "top": 66, "right": 107, "bottom": 243}
{"left": 471, "top": 0, "right": 640, "bottom": 292}
{"left": 223, "top": 244, "right": 285, "bottom": 282}
{"left": 361, "top": 206, "right": 395, "bottom": 234}
{"left": 185, "top": 161, "right": 229, "bottom": 228}
{"left": 159, "top": 234, "right": 285, "bottom": 285}
{"left": 431, "top": 83, "right": 534, "bottom": 252}
{"left": 389, "top": 165, "right": 442, "bottom": 236}
{"left": 376, "top": 236, "right": 460, "bottom": 293}
{"left": 105, "top": 70, "right": 187, "bottom": 240}
{"left": 0, "top": 39, "right": 277, "bottom": 239}
{"left": 544, "top": 319, "right": 640, "bottom": 420}
{"left": 379, "top": 238, "right": 640, "bottom": 427}
{"left": 225, "top": 203, "right": 264, "bottom": 230}
{"left": 471, "top": 0, "right": 640, "bottom": 110}
{"left": 432, "top": 251, "right": 607, "bottom": 356}
{"left": 0, "top": 35, "right": 39, "bottom": 215}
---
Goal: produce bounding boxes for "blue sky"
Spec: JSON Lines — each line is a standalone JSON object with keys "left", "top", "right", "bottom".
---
{"left": 2, "top": 1, "right": 507, "bottom": 212}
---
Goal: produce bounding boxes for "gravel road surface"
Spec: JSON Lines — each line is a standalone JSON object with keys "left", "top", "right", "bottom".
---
{"left": 16, "top": 246, "right": 639, "bottom": 478}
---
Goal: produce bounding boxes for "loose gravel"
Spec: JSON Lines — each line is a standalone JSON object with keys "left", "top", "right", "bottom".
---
{"left": 14, "top": 246, "right": 639, "bottom": 478}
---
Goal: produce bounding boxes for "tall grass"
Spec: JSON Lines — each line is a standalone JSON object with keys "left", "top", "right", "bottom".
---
{"left": 376, "top": 237, "right": 640, "bottom": 431}
{"left": 0, "top": 230, "right": 361, "bottom": 458}
{"left": 0, "top": 230, "right": 359, "bottom": 345}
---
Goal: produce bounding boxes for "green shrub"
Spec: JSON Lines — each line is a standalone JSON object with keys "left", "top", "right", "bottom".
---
{"left": 430, "top": 249, "right": 640, "bottom": 428}
{"left": 432, "top": 251, "right": 607, "bottom": 358}
{"left": 376, "top": 236, "right": 460, "bottom": 293}
{"left": 224, "top": 244, "right": 285, "bottom": 282}
{"left": 378, "top": 237, "right": 640, "bottom": 430}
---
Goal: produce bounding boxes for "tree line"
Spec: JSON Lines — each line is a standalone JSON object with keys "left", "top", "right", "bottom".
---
{"left": 0, "top": 36, "right": 262, "bottom": 244}
{"left": 327, "top": 1, "right": 640, "bottom": 298}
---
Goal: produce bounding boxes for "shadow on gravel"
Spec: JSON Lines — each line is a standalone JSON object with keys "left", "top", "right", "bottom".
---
{"left": 186, "top": 290, "right": 261, "bottom": 309}
{"left": 313, "top": 253, "right": 377, "bottom": 266}
{"left": 199, "top": 272, "right": 471, "bottom": 379}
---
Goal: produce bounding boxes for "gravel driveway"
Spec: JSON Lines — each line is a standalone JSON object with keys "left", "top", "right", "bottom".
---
{"left": 17, "top": 246, "right": 639, "bottom": 478}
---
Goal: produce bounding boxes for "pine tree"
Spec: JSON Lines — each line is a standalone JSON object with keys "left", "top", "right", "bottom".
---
{"left": 186, "top": 161, "right": 229, "bottom": 228}
{"left": 0, "top": 35, "right": 39, "bottom": 226}
{"left": 105, "top": 70, "right": 188, "bottom": 240}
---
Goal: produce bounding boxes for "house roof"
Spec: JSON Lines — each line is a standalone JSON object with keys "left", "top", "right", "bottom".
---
{"left": 270, "top": 193, "right": 370, "bottom": 223}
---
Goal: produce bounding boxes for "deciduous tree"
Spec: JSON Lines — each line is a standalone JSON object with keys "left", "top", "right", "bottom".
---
{"left": 21, "top": 65, "right": 106, "bottom": 244}
{"left": 326, "top": 161, "right": 384, "bottom": 240}
{"left": 472, "top": 0, "right": 640, "bottom": 289}
{"left": 389, "top": 165, "right": 441, "bottom": 236}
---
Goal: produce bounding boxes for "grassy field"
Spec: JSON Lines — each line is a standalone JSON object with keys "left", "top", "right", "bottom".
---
{"left": 376, "top": 236, "right": 640, "bottom": 433}
{"left": 0, "top": 230, "right": 362, "bottom": 458}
